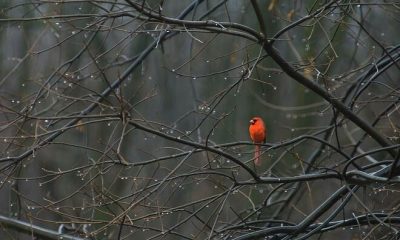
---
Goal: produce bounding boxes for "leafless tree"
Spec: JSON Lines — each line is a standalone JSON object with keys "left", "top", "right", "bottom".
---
{"left": 0, "top": 1, "right": 400, "bottom": 239}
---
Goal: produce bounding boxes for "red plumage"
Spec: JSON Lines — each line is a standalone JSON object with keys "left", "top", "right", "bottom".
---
{"left": 249, "top": 117, "right": 266, "bottom": 166}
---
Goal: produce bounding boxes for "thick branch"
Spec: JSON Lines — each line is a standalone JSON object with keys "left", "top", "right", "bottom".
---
{"left": 262, "top": 42, "right": 396, "bottom": 157}
{"left": 0, "top": 215, "right": 83, "bottom": 240}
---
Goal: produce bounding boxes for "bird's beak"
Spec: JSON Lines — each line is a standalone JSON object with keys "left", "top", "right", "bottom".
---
{"left": 249, "top": 119, "right": 254, "bottom": 124}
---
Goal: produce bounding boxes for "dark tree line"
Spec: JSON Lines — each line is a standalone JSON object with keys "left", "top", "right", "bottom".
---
{"left": 0, "top": 0, "right": 400, "bottom": 239}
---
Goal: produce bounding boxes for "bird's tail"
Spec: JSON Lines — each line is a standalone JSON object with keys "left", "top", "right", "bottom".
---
{"left": 254, "top": 144, "right": 261, "bottom": 166}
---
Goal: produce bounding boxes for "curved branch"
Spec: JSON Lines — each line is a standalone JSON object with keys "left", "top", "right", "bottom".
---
{"left": 262, "top": 42, "right": 396, "bottom": 157}
{"left": 127, "top": 118, "right": 260, "bottom": 180}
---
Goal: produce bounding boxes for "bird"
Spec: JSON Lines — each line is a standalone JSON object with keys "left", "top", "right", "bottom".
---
{"left": 249, "top": 117, "right": 266, "bottom": 166}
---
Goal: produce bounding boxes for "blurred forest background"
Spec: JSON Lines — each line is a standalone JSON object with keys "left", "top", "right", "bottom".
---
{"left": 0, "top": 0, "right": 400, "bottom": 239}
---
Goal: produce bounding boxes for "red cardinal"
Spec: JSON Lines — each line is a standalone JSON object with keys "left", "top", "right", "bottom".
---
{"left": 249, "top": 117, "right": 266, "bottom": 166}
